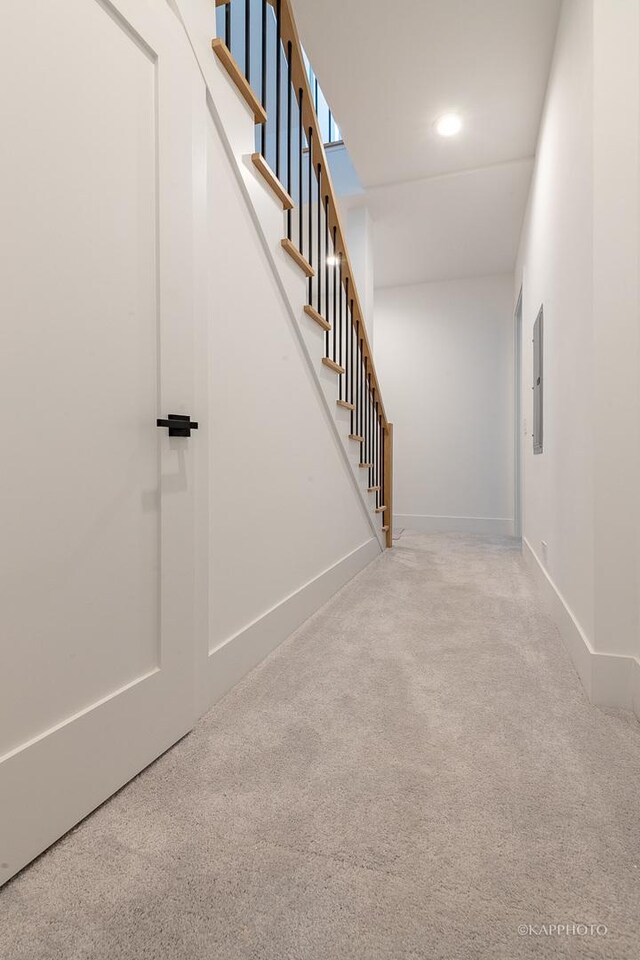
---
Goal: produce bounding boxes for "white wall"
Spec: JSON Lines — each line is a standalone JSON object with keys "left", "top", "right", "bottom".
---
{"left": 516, "top": 0, "right": 640, "bottom": 713}
{"left": 375, "top": 275, "right": 515, "bottom": 536}
{"left": 327, "top": 142, "right": 364, "bottom": 200}
{"left": 172, "top": 0, "right": 383, "bottom": 712}
{"left": 205, "top": 112, "right": 377, "bottom": 654}
{"left": 345, "top": 206, "right": 375, "bottom": 343}
{"left": 516, "top": 0, "right": 595, "bottom": 641}
{"left": 592, "top": 0, "right": 640, "bottom": 661}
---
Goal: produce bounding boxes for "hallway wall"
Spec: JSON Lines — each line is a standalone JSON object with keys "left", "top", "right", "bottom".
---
{"left": 516, "top": 0, "right": 640, "bottom": 712}
{"left": 168, "top": 0, "right": 382, "bottom": 712}
{"left": 200, "top": 102, "right": 380, "bottom": 707}
{"left": 176, "top": 0, "right": 384, "bottom": 712}
{"left": 515, "top": 0, "right": 595, "bottom": 642}
{"left": 592, "top": 0, "right": 640, "bottom": 666}
{"left": 345, "top": 206, "right": 375, "bottom": 344}
{"left": 375, "top": 274, "right": 514, "bottom": 535}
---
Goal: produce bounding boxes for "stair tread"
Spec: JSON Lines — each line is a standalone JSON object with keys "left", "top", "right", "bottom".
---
{"left": 382, "top": 525, "right": 390, "bottom": 532}
{"left": 359, "top": 462, "right": 373, "bottom": 468}
{"left": 211, "top": 39, "right": 267, "bottom": 124}
{"left": 304, "top": 304, "right": 331, "bottom": 330}
{"left": 322, "top": 357, "right": 345, "bottom": 374}
{"left": 251, "top": 154, "right": 293, "bottom": 209}
{"left": 337, "top": 400, "right": 355, "bottom": 410}
{"left": 375, "top": 506, "right": 387, "bottom": 513}
{"left": 368, "top": 485, "right": 381, "bottom": 492}
{"left": 348, "top": 434, "right": 364, "bottom": 442}
{"left": 281, "top": 238, "right": 314, "bottom": 277}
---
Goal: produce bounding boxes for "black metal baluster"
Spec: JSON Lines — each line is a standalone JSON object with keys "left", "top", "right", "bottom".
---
{"left": 378, "top": 406, "right": 381, "bottom": 505}
{"left": 286, "top": 41, "right": 292, "bottom": 239}
{"left": 374, "top": 403, "right": 378, "bottom": 504}
{"left": 308, "top": 127, "right": 313, "bottom": 302}
{"left": 260, "top": 0, "right": 267, "bottom": 156}
{"left": 354, "top": 320, "right": 359, "bottom": 431}
{"left": 328, "top": 222, "right": 334, "bottom": 343}
{"left": 358, "top": 349, "right": 363, "bottom": 440}
{"left": 245, "top": 0, "right": 251, "bottom": 81}
{"left": 356, "top": 329, "right": 360, "bottom": 437}
{"left": 372, "top": 387, "right": 375, "bottom": 485}
{"left": 350, "top": 300, "right": 355, "bottom": 433}
{"left": 298, "top": 90, "right": 303, "bottom": 256}
{"left": 332, "top": 227, "right": 337, "bottom": 362}
{"left": 364, "top": 365, "right": 371, "bottom": 464}
{"left": 225, "top": 0, "right": 231, "bottom": 49}
{"left": 374, "top": 405, "right": 378, "bottom": 503}
{"left": 366, "top": 381, "right": 370, "bottom": 476}
{"left": 378, "top": 408, "right": 382, "bottom": 508}
{"left": 364, "top": 369, "right": 368, "bottom": 458}
{"left": 275, "top": 0, "right": 282, "bottom": 179}
{"left": 370, "top": 382, "right": 374, "bottom": 483}
{"left": 367, "top": 377, "right": 373, "bottom": 487}
{"left": 362, "top": 356, "right": 367, "bottom": 446}
{"left": 366, "top": 374, "right": 370, "bottom": 476}
{"left": 338, "top": 259, "right": 343, "bottom": 398}
{"left": 381, "top": 424, "right": 385, "bottom": 511}
{"left": 376, "top": 413, "right": 384, "bottom": 507}
{"left": 358, "top": 331, "right": 363, "bottom": 440}
{"left": 317, "top": 164, "right": 322, "bottom": 315}
{"left": 344, "top": 278, "right": 350, "bottom": 410}
{"left": 324, "top": 195, "right": 329, "bottom": 355}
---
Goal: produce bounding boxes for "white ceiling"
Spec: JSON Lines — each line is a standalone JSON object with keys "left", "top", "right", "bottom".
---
{"left": 292, "top": 0, "right": 561, "bottom": 287}
{"left": 344, "top": 158, "right": 534, "bottom": 288}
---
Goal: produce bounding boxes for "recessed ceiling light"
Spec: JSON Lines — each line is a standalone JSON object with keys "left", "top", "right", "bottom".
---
{"left": 435, "top": 113, "right": 463, "bottom": 137}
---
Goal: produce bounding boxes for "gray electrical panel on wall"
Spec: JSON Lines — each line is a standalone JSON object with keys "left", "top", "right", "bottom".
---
{"left": 533, "top": 306, "right": 543, "bottom": 455}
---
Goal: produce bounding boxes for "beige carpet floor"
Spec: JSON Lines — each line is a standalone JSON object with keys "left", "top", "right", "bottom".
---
{"left": 2, "top": 531, "right": 640, "bottom": 959}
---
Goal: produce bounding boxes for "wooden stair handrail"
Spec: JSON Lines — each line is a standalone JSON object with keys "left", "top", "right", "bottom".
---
{"left": 270, "top": 0, "right": 388, "bottom": 426}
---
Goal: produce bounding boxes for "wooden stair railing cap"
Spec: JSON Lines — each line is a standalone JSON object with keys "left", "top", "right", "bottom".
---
{"left": 268, "top": 0, "right": 387, "bottom": 425}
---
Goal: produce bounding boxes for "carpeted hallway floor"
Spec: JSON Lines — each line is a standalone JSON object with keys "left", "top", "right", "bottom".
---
{"left": 2, "top": 532, "right": 640, "bottom": 959}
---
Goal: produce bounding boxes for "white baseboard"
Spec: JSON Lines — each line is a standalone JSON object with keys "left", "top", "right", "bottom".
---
{"left": 202, "top": 537, "right": 381, "bottom": 708}
{"left": 522, "top": 537, "right": 640, "bottom": 716}
{"left": 395, "top": 514, "right": 515, "bottom": 536}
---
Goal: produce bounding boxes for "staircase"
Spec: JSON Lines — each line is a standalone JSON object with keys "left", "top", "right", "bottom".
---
{"left": 208, "top": 0, "right": 393, "bottom": 546}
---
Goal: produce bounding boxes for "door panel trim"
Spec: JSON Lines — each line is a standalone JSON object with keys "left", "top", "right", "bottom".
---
{"left": 0, "top": 668, "right": 190, "bottom": 884}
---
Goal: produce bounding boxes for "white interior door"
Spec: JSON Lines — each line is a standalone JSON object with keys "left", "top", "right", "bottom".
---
{"left": 0, "top": 0, "right": 203, "bottom": 883}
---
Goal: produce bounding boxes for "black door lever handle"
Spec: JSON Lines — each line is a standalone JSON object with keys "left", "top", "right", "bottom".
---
{"left": 156, "top": 414, "right": 199, "bottom": 437}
